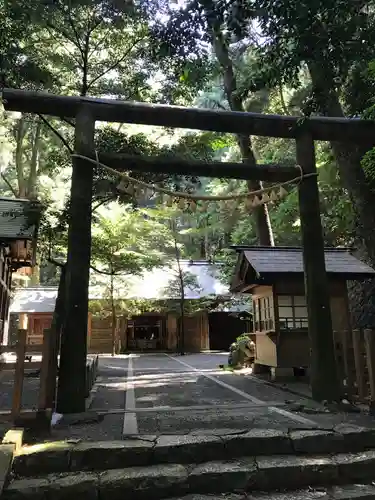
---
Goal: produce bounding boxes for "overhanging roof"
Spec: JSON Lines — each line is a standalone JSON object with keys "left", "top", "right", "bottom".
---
{"left": 230, "top": 246, "right": 375, "bottom": 292}
{"left": 242, "top": 247, "right": 375, "bottom": 275}
{"left": 0, "top": 197, "right": 40, "bottom": 241}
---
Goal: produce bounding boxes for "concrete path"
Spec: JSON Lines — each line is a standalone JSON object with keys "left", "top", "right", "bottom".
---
{"left": 49, "top": 352, "right": 375, "bottom": 441}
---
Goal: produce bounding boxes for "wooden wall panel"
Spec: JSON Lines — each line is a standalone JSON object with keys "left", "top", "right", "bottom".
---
{"left": 88, "top": 317, "right": 112, "bottom": 353}
{"left": 166, "top": 314, "right": 177, "bottom": 351}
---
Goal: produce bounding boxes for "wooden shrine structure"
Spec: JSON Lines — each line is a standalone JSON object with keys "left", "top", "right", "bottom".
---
{"left": 230, "top": 246, "right": 375, "bottom": 380}
{"left": 3, "top": 88, "right": 375, "bottom": 411}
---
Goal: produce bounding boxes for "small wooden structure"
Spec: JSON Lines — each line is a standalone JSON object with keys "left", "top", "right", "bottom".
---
{"left": 230, "top": 246, "right": 375, "bottom": 380}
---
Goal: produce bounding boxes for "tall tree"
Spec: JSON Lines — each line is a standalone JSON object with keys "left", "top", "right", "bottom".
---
{"left": 224, "top": 0, "right": 375, "bottom": 326}
{"left": 90, "top": 204, "right": 168, "bottom": 355}
{"left": 152, "top": 0, "right": 274, "bottom": 244}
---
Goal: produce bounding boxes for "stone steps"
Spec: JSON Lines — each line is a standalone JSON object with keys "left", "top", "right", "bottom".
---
{"left": 5, "top": 426, "right": 375, "bottom": 499}
{"left": 5, "top": 450, "right": 375, "bottom": 499}
{"left": 11, "top": 425, "right": 375, "bottom": 477}
{"left": 170, "top": 487, "right": 375, "bottom": 499}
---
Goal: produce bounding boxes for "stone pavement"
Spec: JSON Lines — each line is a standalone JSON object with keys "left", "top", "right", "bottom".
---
{"left": 45, "top": 352, "right": 375, "bottom": 441}
{"left": 4, "top": 353, "right": 375, "bottom": 499}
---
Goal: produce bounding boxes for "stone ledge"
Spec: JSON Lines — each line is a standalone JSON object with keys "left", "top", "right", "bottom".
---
{"left": 11, "top": 425, "right": 375, "bottom": 478}
{"left": 6, "top": 451, "right": 375, "bottom": 499}
{"left": 154, "top": 435, "right": 225, "bottom": 464}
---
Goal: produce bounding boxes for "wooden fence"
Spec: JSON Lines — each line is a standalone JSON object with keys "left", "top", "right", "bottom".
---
{"left": 0, "top": 328, "right": 99, "bottom": 428}
{"left": 334, "top": 328, "right": 375, "bottom": 409}
{"left": 0, "top": 328, "right": 55, "bottom": 427}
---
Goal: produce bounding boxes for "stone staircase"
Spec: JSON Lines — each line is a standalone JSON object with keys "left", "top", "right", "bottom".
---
{"left": 4, "top": 425, "right": 375, "bottom": 499}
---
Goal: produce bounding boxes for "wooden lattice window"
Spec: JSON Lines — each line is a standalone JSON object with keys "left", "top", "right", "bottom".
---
{"left": 253, "top": 294, "right": 274, "bottom": 332}
{"left": 278, "top": 295, "right": 308, "bottom": 329}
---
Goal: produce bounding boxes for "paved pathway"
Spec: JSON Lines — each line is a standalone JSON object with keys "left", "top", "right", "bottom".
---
{"left": 50, "top": 352, "right": 375, "bottom": 441}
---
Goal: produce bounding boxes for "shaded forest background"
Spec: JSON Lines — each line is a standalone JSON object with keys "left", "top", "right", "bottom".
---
{"left": 2, "top": 0, "right": 375, "bottom": 326}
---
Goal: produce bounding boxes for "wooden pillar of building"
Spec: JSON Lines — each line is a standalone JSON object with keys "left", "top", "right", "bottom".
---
{"left": 19, "top": 313, "right": 28, "bottom": 331}
{"left": 56, "top": 106, "right": 95, "bottom": 414}
{"left": 296, "top": 133, "right": 341, "bottom": 402}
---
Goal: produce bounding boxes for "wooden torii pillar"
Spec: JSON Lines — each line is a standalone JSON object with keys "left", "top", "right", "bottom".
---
{"left": 56, "top": 106, "right": 95, "bottom": 414}
{"left": 297, "top": 133, "right": 340, "bottom": 401}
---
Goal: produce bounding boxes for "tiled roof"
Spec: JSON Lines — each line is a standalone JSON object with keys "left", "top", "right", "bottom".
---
{"left": 239, "top": 247, "right": 375, "bottom": 276}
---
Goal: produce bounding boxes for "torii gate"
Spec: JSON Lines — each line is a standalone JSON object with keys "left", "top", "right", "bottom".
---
{"left": 3, "top": 88, "right": 375, "bottom": 413}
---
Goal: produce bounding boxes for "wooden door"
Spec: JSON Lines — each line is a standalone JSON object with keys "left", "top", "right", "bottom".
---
{"left": 28, "top": 314, "right": 53, "bottom": 345}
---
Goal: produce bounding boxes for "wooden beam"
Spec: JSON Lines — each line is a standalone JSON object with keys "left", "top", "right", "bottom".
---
{"left": 12, "top": 329, "right": 27, "bottom": 420}
{"left": 56, "top": 106, "right": 94, "bottom": 414}
{"left": 96, "top": 153, "right": 298, "bottom": 182}
{"left": 3, "top": 88, "right": 375, "bottom": 143}
{"left": 296, "top": 133, "right": 341, "bottom": 402}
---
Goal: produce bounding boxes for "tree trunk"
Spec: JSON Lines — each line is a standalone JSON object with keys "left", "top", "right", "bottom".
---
{"left": 173, "top": 229, "right": 185, "bottom": 355}
{"left": 27, "top": 120, "right": 42, "bottom": 199}
{"left": 110, "top": 271, "right": 117, "bottom": 356}
{"left": 210, "top": 28, "right": 274, "bottom": 246}
{"left": 14, "top": 117, "right": 27, "bottom": 198}
{"left": 308, "top": 61, "right": 375, "bottom": 327}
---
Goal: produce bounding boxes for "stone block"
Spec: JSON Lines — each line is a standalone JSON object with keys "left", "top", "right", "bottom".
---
{"left": 334, "top": 424, "right": 375, "bottom": 451}
{"left": 270, "top": 367, "right": 294, "bottom": 381}
{"left": 3, "top": 473, "right": 99, "bottom": 500}
{"left": 250, "top": 491, "right": 330, "bottom": 500}
{"left": 252, "top": 364, "right": 270, "bottom": 375}
{"left": 99, "top": 463, "right": 188, "bottom": 500}
{"left": 2, "top": 429, "right": 24, "bottom": 451}
{"left": 12, "top": 442, "right": 73, "bottom": 477}
{"left": 290, "top": 429, "right": 345, "bottom": 454}
{"left": 331, "top": 484, "right": 375, "bottom": 499}
{"left": 2, "top": 477, "right": 50, "bottom": 500}
{"left": 70, "top": 440, "right": 155, "bottom": 470}
{"left": 251, "top": 455, "right": 338, "bottom": 491}
{"left": 334, "top": 450, "right": 375, "bottom": 482}
{"left": 47, "top": 472, "right": 99, "bottom": 500}
{"left": 187, "top": 459, "right": 256, "bottom": 495}
{"left": 0, "top": 444, "right": 15, "bottom": 496}
{"left": 223, "top": 428, "right": 292, "bottom": 457}
{"left": 154, "top": 434, "right": 225, "bottom": 464}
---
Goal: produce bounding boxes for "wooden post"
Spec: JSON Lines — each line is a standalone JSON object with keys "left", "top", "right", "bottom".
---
{"left": 296, "top": 133, "right": 341, "bottom": 402}
{"left": 87, "top": 312, "right": 92, "bottom": 351}
{"left": 46, "top": 265, "right": 66, "bottom": 410}
{"left": 56, "top": 106, "right": 95, "bottom": 414}
{"left": 12, "top": 329, "right": 27, "bottom": 419}
{"left": 352, "top": 329, "right": 367, "bottom": 401}
{"left": 340, "top": 330, "right": 355, "bottom": 398}
{"left": 38, "top": 329, "right": 51, "bottom": 411}
{"left": 364, "top": 329, "right": 375, "bottom": 413}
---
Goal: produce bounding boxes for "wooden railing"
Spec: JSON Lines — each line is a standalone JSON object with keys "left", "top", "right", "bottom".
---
{"left": 0, "top": 328, "right": 57, "bottom": 425}
{"left": 0, "top": 328, "right": 99, "bottom": 427}
{"left": 334, "top": 329, "right": 375, "bottom": 410}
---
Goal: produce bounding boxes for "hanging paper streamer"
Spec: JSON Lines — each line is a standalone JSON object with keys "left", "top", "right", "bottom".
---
{"left": 166, "top": 196, "right": 173, "bottom": 207}
{"left": 278, "top": 186, "right": 288, "bottom": 198}
{"left": 252, "top": 196, "right": 261, "bottom": 207}
{"left": 117, "top": 178, "right": 128, "bottom": 192}
{"left": 261, "top": 192, "right": 270, "bottom": 204}
{"left": 198, "top": 201, "right": 209, "bottom": 212}
{"left": 189, "top": 200, "right": 197, "bottom": 212}
{"left": 270, "top": 190, "right": 278, "bottom": 202}
{"left": 178, "top": 198, "right": 186, "bottom": 210}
